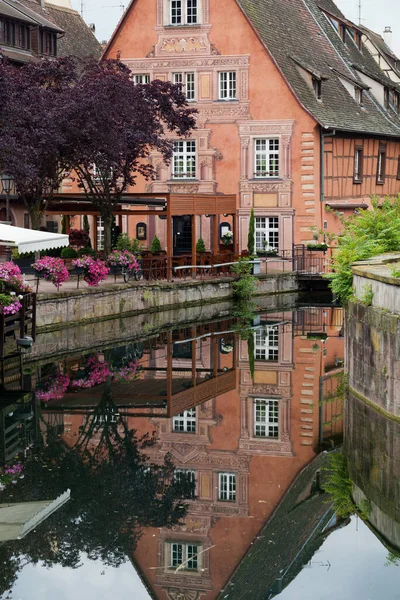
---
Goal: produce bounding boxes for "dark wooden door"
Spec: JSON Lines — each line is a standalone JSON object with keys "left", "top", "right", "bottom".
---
{"left": 173, "top": 216, "right": 192, "bottom": 254}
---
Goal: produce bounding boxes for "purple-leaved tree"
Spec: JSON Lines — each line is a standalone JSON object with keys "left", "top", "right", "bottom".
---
{"left": 65, "top": 59, "right": 196, "bottom": 254}
{"left": 0, "top": 58, "right": 78, "bottom": 230}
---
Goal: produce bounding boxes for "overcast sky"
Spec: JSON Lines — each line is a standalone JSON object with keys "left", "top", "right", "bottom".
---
{"left": 70, "top": 0, "right": 400, "bottom": 56}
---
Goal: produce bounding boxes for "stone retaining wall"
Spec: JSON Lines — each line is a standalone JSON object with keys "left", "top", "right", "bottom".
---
{"left": 35, "top": 273, "right": 297, "bottom": 332}
{"left": 348, "top": 256, "right": 400, "bottom": 418}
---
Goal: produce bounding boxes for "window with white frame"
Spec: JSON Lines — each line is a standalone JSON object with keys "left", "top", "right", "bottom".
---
{"left": 254, "top": 326, "right": 279, "bottom": 361}
{"left": 96, "top": 216, "right": 104, "bottom": 251}
{"left": 173, "top": 72, "right": 195, "bottom": 101}
{"left": 170, "top": 543, "right": 199, "bottom": 570}
{"left": 218, "top": 472, "right": 236, "bottom": 502}
{"left": 254, "top": 399, "right": 279, "bottom": 438}
{"left": 175, "top": 469, "right": 196, "bottom": 498}
{"left": 173, "top": 408, "right": 196, "bottom": 432}
{"left": 133, "top": 74, "right": 150, "bottom": 84}
{"left": 219, "top": 71, "right": 237, "bottom": 100}
{"left": 254, "top": 139, "right": 280, "bottom": 178}
{"left": 255, "top": 217, "right": 279, "bottom": 252}
{"left": 170, "top": 0, "right": 198, "bottom": 25}
{"left": 172, "top": 140, "right": 196, "bottom": 178}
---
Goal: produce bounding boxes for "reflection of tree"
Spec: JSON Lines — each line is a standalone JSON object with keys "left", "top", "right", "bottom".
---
{"left": 0, "top": 382, "right": 194, "bottom": 595}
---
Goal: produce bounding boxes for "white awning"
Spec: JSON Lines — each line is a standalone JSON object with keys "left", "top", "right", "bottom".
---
{"left": 0, "top": 224, "right": 69, "bottom": 253}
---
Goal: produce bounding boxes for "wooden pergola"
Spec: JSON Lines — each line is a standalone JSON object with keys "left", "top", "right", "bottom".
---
{"left": 46, "top": 192, "right": 237, "bottom": 280}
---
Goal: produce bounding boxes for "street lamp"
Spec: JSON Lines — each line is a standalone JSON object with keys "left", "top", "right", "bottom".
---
{"left": 1, "top": 174, "right": 14, "bottom": 223}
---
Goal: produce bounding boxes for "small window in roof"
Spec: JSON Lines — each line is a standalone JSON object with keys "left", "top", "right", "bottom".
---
{"left": 355, "top": 87, "right": 363, "bottom": 106}
{"left": 313, "top": 77, "right": 322, "bottom": 100}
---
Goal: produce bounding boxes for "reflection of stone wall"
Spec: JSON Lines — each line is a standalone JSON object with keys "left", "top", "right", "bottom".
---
{"left": 347, "top": 301, "right": 400, "bottom": 417}
{"left": 345, "top": 392, "right": 400, "bottom": 550}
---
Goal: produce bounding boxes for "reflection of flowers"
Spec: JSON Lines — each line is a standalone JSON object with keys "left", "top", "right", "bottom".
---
{"left": 114, "top": 361, "right": 140, "bottom": 382}
{"left": 0, "top": 463, "right": 24, "bottom": 490}
{"left": 71, "top": 355, "right": 111, "bottom": 389}
{"left": 72, "top": 256, "right": 109, "bottom": 287}
{"left": 36, "top": 373, "right": 71, "bottom": 402}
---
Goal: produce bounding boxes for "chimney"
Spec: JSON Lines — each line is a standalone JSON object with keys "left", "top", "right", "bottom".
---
{"left": 383, "top": 26, "right": 393, "bottom": 49}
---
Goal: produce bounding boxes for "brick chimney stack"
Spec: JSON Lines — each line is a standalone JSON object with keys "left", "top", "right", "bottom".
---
{"left": 383, "top": 26, "right": 393, "bottom": 50}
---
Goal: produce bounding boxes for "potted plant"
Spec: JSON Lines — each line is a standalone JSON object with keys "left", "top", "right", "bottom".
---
{"left": 150, "top": 235, "right": 162, "bottom": 254}
{"left": 221, "top": 230, "right": 233, "bottom": 247}
{"left": 107, "top": 249, "right": 139, "bottom": 278}
{"left": 307, "top": 226, "right": 328, "bottom": 252}
{"left": 61, "top": 246, "right": 78, "bottom": 267}
{"left": 196, "top": 237, "right": 206, "bottom": 253}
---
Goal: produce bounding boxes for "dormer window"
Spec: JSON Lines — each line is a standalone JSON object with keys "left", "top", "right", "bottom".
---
{"left": 313, "top": 77, "right": 322, "bottom": 100}
{"left": 355, "top": 87, "right": 363, "bottom": 106}
{"left": 170, "top": 0, "right": 198, "bottom": 25}
{"left": 384, "top": 87, "right": 390, "bottom": 109}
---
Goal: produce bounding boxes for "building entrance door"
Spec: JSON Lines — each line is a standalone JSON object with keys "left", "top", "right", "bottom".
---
{"left": 173, "top": 216, "right": 192, "bottom": 254}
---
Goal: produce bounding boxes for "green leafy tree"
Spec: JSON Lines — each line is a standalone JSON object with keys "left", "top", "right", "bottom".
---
{"left": 196, "top": 237, "right": 206, "bottom": 253}
{"left": 83, "top": 215, "right": 90, "bottom": 233}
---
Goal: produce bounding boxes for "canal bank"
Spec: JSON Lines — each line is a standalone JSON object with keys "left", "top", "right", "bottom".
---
{"left": 347, "top": 254, "right": 400, "bottom": 420}
{"left": 35, "top": 272, "right": 297, "bottom": 332}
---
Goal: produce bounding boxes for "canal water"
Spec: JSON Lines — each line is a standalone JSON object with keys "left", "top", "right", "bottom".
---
{"left": 0, "top": 304, "right": 399, "bottom": 599}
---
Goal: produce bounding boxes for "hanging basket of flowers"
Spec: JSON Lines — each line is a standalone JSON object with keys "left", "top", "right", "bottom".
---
{"left": 71, "top": 256, "right": 109, "bottom": 287}
{"left": 32, "top": 257, "right": 69, "bottom": 289}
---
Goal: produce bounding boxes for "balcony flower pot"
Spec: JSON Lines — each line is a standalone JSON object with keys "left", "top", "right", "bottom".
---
{"left": 251, "top": 258, "right": 261, "bottom": 275}
{"left": 306, "top": 243, "right": 328, "bottom": 252}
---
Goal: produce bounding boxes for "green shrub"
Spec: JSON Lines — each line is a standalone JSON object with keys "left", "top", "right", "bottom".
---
{"left": 322, "top": 452, "right": 355, "bottom": 519}
{"left": 115, "top": 233, "right": 143, "bottom": 256}
{"left": 326, "top": 196, "right": 400, "bottom": 304}
{"left": 150, "top": 236, "right": 162, "bottom": 253}
{"left": 78, "top": 246, "right": 96, "bottom": 257}
{"left": 196, "top": 237, "right": 206, "bottom": 253}
{"left": 232, "top": 258, "right": 257, "bottom": 301}
{"left": 61, "top": 247, "right": 78, "bottom": 259}
{"left": 83, "top": 215, "right": 90, "bottom": 233}
{"left": 390, "top": 264, "right": 400, "bottom": 278}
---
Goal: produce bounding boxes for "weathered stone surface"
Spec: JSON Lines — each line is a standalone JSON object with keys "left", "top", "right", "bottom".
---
{"left": 35, "top": 274, "right": 297, "bottom": 331}
{"left": 348, "top": 258, "right": 400, "bottom": 418}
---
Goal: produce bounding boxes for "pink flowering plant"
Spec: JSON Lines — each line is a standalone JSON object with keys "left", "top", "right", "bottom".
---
{"left": 72, "top": 256, "right": 109, "bottom": 287}
{"left": 0, "top": 261, "right": 30, "bottom": 294}
{"left": 107, "top": 250, "right": 139, "bottom": 271}
{"left": 0, "top": 463, "right": 24, "bottom": 490}
{"left": 32, "top": 256, "right": 69, "bottom": 289}
{"left": 36, "top": 373, "right": 71, "bottom": 402}
{"left": 71, "top": 355, "right": 112, "bottom": 389}
{"left": 0, "top": 292, "right": 23, "bottom": 316}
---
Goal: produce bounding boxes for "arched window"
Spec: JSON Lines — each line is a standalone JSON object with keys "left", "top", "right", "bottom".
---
{"left": 220, "top": 222, "right": 231, "bottom": 239}
{"left": 136, "top": 222, "right": 147, "bottom": 240}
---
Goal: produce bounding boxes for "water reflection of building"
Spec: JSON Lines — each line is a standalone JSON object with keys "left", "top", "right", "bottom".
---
{"left": 38, "top": 307, "right": 345, "bottom": 600}
{"left": 346, "top": 392, "right": 400, "bottom": 554}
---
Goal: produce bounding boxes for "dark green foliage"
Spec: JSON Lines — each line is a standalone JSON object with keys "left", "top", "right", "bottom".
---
{"left": 247, "top": 333, "right": 255, "bottom": 381}
{"left": 307, "top": 243, "right": 328, "bottom": 251}
{"left": 61, "top": 215, "right": 67, "bottom": 235}
{"left": 326, "top": 196, "right": 400, "bottom": 304}
{"left": 61, "top": 247, "right": 78, "bottom": 259}
{"left": 196, "top": 237, "right": 206, "bottom": 252}
{"left": 150, "top": 235, "right": 162, "bottom": 253}
{"left": 78, "top": 246, "right": 96, "bottom": 257}
{"left": 83, "top": 215, "right": 90, "bottom": 233}
{"left": 248, "top": 208, "right": 255, "bottom": 256}
{"left": 232, "top": 259, "right": 257, "bottom": 301}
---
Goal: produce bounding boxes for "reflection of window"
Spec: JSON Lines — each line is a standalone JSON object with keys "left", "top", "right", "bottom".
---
{"left": 254, "top": 139, "right": 280, "bottom": 178}
{"left": 219, "top": 72, "right": 236, "bottom": 100}
{"left": 255, "top": 327, "right": 279, "bottom": 361}
{"left": 133, "top": 74, "right": 150, "bottom": 84}
{"left": 175, "top": 469, "right": 196, "bottom": 498}
{"left": 173, "top": 408, "right": 196, "bottom": 432}
{"left": 173, "top": 341, "right": 192, "bottom": 359}
{"left": 254, "top": 399, "right": 279, "bottom": 438}
{"left": 218, "top": 473, "right": 236, "bottom": 501}
{"left": 172, "top": 140, "right": 196, "bottom": 179}
{"left": 170, "top": 543, "right": 199, "bottom": 570}
{"left": 170, "top": 0, "right": 198, "bottom": 25}
{"left": 255, "top": 217, "right": 279, "bottom": 252}
{"left": 136, "top": 222, "right": 147, "bottom": 240}
{"left": 173, "top": 72, "right": 195, "bottom": 101}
